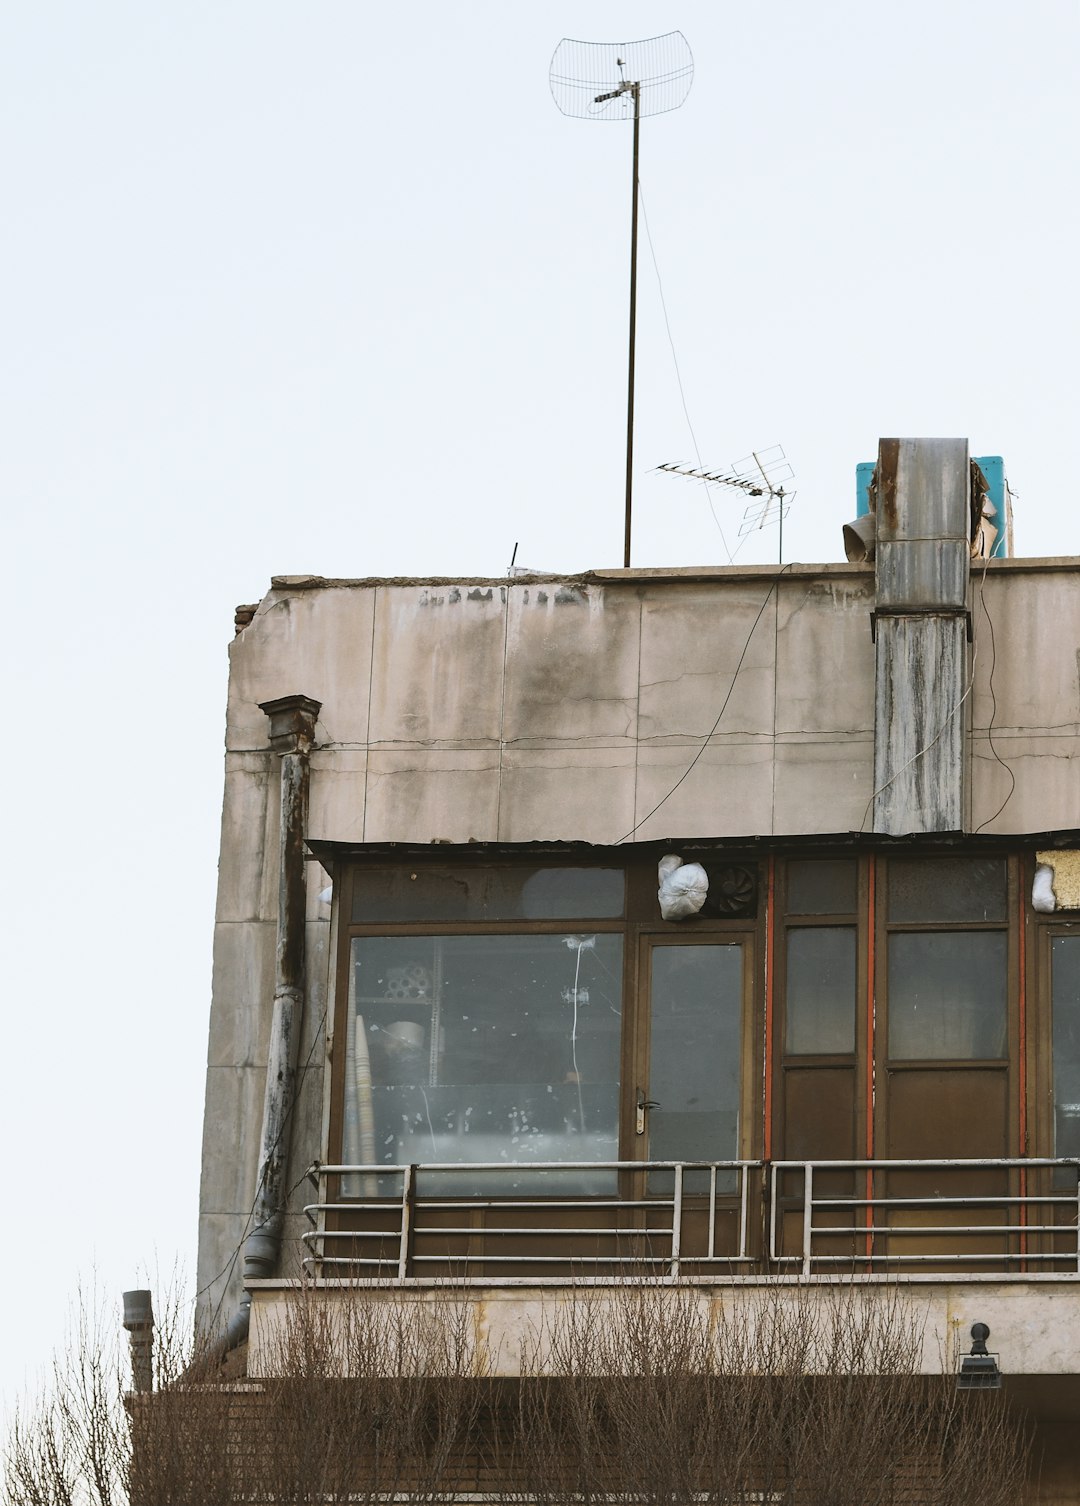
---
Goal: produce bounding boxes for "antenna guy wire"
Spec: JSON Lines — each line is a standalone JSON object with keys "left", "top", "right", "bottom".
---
{"left": 639, "top": 182, "right": 733, "bottom": 564}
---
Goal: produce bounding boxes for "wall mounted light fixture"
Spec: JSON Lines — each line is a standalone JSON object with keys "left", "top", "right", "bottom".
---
{"left": 957, "top": 1322, "right": 1002, "bottom": 1390}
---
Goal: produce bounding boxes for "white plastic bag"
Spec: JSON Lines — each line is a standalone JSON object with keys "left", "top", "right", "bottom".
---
{"left": 1032, "top": 863, "right": 1057, "bottom": 914}
{"left": 657, "top": 853, "right": 709, "bottom": 921}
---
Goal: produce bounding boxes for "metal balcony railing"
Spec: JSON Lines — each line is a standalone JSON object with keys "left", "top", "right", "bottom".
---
{"left": 303, "top": 1161, "right": 759, "bottom": 1280}
{"left": 768, "top": 1158, "right": 1080, "bottom": 1276}
{"left": 300, "top": 1158, "right": 1080, "bottom": 1283}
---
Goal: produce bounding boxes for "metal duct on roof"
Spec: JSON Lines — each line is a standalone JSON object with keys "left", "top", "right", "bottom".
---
{"left": 872, "top": 438, "right": 971, "bottom": 836}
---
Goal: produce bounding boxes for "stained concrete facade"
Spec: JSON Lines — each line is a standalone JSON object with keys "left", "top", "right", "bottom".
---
{"left": 246, "top": 1275, "right": 1080, "bottom": 1383}
{"left": 198, "top": 555, "right": 1080, "bottom": 1323}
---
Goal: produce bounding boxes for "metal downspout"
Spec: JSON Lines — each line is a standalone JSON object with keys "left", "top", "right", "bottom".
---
{"left": 191, "top": 693, "right": 322, "bottom": 1372}
{"left": 243, "top": 694, "right": 322, "bottom": 1284}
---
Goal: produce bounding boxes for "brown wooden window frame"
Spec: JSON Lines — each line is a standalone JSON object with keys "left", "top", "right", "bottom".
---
{"left": 328, "top": 846, "right": 1049, "bottom": 1188}
{"left": 328, "top": 854, "right": 766, "bottom": 1194}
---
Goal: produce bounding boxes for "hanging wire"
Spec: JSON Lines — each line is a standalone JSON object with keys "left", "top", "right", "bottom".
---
{"left": 973, "top": 553, "right": 1017, "bottom": 831}
{"left": 639, "top": 181, "right": 733, "bottom": 563}
{"left": 617, "top": 565, "right": 793, "bottom": 842}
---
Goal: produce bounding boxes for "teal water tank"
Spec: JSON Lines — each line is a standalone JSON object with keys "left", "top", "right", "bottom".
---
{"left": 855, "top": 455, "right": 1008, "bottom": 557}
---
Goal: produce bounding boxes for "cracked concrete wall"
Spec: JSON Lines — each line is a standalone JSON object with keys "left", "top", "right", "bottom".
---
{"left": 229, "top": 566, "right": 884, "bottom": 846}
{"left": 197, "top": 560, "right": 1080, "bottom": 1325}
{"left": 969, "top": 564, "right": 1080, "bottom": 832}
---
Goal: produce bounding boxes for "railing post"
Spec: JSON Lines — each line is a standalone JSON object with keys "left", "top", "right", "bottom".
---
{"left": 671, "top": 1164, "right": 683, "bottom": 1277}
{"left": 399, "top": 1164, "right": 415, "bottom": 1280}
{"left": 708, "top": 1164, "right": 717, "bottom": 1261}
{"left": 737, "top": 1164, "right": 748, "bottom": 1263}
{"left": 318, "top": 1166, "right": 328, "bottom": 1278}
{"left": 802, "top": 1164, "right": 814, "bottom": 1277}
{"left": 768, "top": 1163, "right": 779, "bottom": 1262}
{"left": 1075, "top": 1163, "right": 1080, "bottom": 1276}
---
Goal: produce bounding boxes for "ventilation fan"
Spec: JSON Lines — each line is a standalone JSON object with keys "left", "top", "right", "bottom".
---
{"left": 706, "top": 865, "right": 757, "bottom": 917}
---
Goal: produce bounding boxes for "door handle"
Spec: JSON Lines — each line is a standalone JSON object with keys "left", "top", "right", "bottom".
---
{"left": 636, "top": 1088, "right": 659, "bottom": 1136}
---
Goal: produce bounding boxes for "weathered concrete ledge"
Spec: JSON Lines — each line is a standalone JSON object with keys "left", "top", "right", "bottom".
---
{"left": 246, "top": 1277, "right": 1080, "bottom": 1383}
{"left": 263, "top": 557, "right": 1078, "bottom": 594}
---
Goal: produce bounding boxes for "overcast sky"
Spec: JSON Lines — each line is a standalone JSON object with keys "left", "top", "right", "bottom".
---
{"left": 2, "top": 0, "right": 1078, "bottom": 1415}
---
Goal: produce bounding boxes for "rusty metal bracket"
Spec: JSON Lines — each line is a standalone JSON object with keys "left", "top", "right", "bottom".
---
{"left": 870, "top": 607, "right": 972, "bottom": 644}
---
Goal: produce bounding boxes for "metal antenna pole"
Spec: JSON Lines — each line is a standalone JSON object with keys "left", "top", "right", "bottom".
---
{"left": 624, "top": 81, "right": 640, "bottom": 568}
{"left": 549, "top": 33, "right": 693, "bottom": 568}
{"left": 752, "top": 449, "right": 783, "bottom": 565}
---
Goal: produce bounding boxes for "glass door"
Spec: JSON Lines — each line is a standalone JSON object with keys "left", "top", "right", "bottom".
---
{"left": 642, "top": 940, "right": 744, "bottom": 1165}
{"left": 636, "top": 937, "right": 751, "bottom": 1266}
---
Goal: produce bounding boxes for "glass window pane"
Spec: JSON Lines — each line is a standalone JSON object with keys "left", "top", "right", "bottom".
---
{"left": 888, "top": 858, "right": 1007, "bottom": 924}
{"left": 887, "top": 931, "right": 1007, "bottom": 1059}
{"left": 343, "top": 933, "right": 622, "bottom": 1193}
{"left": 787, "top": 861, "right": 857, "bottom": 915}
{"left": 350, "top": 866, "right": 624, "bottom": 922}
{"left": 785, "top": 927, "right": 856, "bottom": 1054}
{"left": 1053, "top": 936, "right": 1080, "bottom": 1161}
{"left": 648, "top": 946, "right": 742, "bottom": 1181}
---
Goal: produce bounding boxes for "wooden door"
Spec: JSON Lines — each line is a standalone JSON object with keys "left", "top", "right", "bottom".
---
{"left": 875, "top": 856, "right": 1017, "bottom": 1272}
{"left": 771, "top": 858, "right": 865, "bottom": 1266}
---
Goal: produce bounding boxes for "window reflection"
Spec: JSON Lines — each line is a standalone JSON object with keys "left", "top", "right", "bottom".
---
{"left": 1053, "top": 936, "right": 1080, "bottom": 1162}
{"left": 887, "top": 932, "right": 1007, "bottom": 1060}
{"left": 351, "top": 867, "right": 625, "bottom": 923}
{"left": 343, "top": 934, "right": 622, "bottom": 1193}
{"left": 647, "top": 945, "right": 742, "bottom": 1191}
{"left": 785, "top": 928, "right": 856, "bottom": 1054}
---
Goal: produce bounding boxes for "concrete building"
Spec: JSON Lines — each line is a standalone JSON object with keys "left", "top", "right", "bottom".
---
{"left": 197, "top": 439, "right": 1080, "bottom": 1497}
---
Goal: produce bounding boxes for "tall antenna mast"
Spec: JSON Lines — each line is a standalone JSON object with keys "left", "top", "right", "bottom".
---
{"left": 550, "top": 33, "right": 694, "bottom": 567}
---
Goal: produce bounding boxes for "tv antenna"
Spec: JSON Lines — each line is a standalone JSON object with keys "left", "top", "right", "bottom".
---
{"left": 656, "top": 445, "right": 796, "bottom": 562}
{"left": 550, "top": 33, "right": 693, "bottom": 569}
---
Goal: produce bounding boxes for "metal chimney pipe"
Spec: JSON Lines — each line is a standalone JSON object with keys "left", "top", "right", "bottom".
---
{"left": 871, "top": 438, "right": 971, "bottom": 834}
{"left": 122, "top": 1289, "right": 155, "bottom": 1394}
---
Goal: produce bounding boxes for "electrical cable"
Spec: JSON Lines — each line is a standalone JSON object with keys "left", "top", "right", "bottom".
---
{"left": 858, "top": 643, "right": 977, "bottom": 836}
{"left": 196, "top": 1002, "right": 329, "bottom": 1334}
{"left": 617, "top": 565, "right": 792, "bottom": 843}
{"left": 638, "top": 181, "right": 733, "bottom": 564}
{"left": 974, "top": 554, "right": 1017, "bottom": 831}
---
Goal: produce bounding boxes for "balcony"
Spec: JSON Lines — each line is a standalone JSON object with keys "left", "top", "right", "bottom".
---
{"left": 302, "top": 1157, "right": 1080, "bottom": 1283}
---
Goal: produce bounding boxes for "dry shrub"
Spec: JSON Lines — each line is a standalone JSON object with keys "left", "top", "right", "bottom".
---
{"left": 5, "top": 1280, "right": 1031, "bottom": 1504}
{"left": 511, "top": 1282, "right": 1030, "bottom": 1506}
{"left": 242, "top": 1286, "right": 493, "bottom": 1504}
{"left": 6, "top": 1295, "right": 140, "bottom": 1506}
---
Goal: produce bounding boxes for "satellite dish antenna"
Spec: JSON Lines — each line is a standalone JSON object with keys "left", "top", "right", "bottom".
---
{"left": 550, "top": 33, "right": 694, "bottom": 568}
{"left": 656, "top": 445, "right": 796, "bottom": 563}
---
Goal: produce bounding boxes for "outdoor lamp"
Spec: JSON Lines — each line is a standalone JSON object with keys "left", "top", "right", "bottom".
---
{"left": 957, "top": 1321, "right": 1002, "bottom": 1390}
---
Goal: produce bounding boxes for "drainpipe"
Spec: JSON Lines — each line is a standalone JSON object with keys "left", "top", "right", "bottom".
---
{"left": 196, "top": 693, "right": 322, "bottom": 1368}
{"left": 871, "top": 438, "right": 970, "bottom": 834}
{"left": 242, "top": 694, "right": 322, "bottom": 1285}
{"left": 203, "top": 692, "right": 322, "bottom": 1367}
